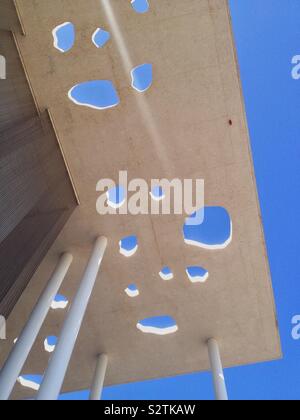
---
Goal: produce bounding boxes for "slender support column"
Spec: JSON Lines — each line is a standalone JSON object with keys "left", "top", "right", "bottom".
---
{"left": 0, "top": 253, "right": 73, "bottom": 400}
{"left": 37, "top": 236, "right": 108, "bottom": 400}
{"left": 207, "top": 338, "right": 228, "bottom": 401}
{"left": 89, "top": 354, "right": 108, "bottom": 401}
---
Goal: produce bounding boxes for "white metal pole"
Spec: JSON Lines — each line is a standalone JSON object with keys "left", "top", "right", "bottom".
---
{"left": 0, "top": 253, "right": 73, "bottom": 400}
{"left": 36, "top": 236, "right": 108, "bottom": 400}
{"left": 89, "top": 354, "right": 108, "bottom": 400}
{"left": 207, "top": 338, "right": 228, "bottom": 401}
{"left": 0, "top": 316, "right": 6, "bottom": 340}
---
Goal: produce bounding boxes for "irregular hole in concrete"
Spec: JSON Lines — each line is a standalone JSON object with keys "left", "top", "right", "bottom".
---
{"left": 159, "top": 267, "right": 174, "bottom": 281}
{"left": 17, "top": 375, "right": 43, "bottom": 391}
{"left": 131, "top": 63, "right": 153, "bottom": 93}
{"left": 119, "top": 235, "right": 138, "bottom": 257}
{"left": 186, "top": 266, "right": 209, "bottom": 283}
{"left": 92, "top": 28, "right": 111, "bottom": 48}
{"left": 52, "top": 22, "right": 75, "bottom": 53}
{"left": 137, "top": 316, "right": 178, "bottom": 335}
{"left": 51, "top": 294, "right": 69, "bottom": 310}
{"left": 107, "top": 185, "right": 126, "bottom": 209}
{"left": 150, "top": 186, "right": 165, "bottom": 201}
{"left": 183, "top": 207, "right": 232, "bottom": 250}
{"left": 68, "top": 80, "right": 120, "bottom": 110}
{"left": 125, "top": 284, "right": 140, "bottom": 298}
{"left": 131, "top": 0, "right": 150, "bottom": 14}
{"left": 44, "top": 336, "right": 58, "bottom": 353}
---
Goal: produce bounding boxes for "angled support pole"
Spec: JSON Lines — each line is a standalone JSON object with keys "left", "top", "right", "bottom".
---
{"left": 0, "top": 253, "right": 73, "bottom": 400}
{"left": 37, "top": 236, "right": 108, "bottom": 400}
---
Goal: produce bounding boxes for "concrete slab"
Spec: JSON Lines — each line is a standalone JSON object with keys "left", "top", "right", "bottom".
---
{"left": 0, "top": 0, "right": 281, "bottom": 399}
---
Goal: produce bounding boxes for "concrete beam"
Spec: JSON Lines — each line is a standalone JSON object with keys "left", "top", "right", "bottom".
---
{"left": 36, "top": 237, "right": 108, "bottom": 400}
{"left": 0, "top": 1, "right": 24, "bottom": 34}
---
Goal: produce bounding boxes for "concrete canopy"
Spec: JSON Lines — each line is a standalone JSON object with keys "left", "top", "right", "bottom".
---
{"left": 1, "top": 0, "right": 281, "bottom": 399}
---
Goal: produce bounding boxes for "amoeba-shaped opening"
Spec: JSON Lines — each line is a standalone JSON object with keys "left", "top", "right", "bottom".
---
{"left": 17, "top": 375, "right": 43, "bottom": 391}
{"left": 131, "top": 63, "right": 153, "bottom": 93}
{"left": 150, "top": 186, "right": 165, "bottom": 201}
{"left": 68, "top": 80, "right": 120, "bottom": 110}
{"left": 44, "top": 336, "right": 58, "bottom": 353}
{"left": 131, "top": 0, "right": 150, "bottom": 14}
{"left": 186, "top": 266, "right": 209, "bottom": 283}
{"left": 125, "top": 284, "right": 140, "bottom": 298}
{"left": 107, "top": 185, "right": 126, "bottom": 209}
{"left": 51, "top": 294, "right": 68, "bottom": 310}
{"left": 159, "top": 267, "right": 174, "bottom": 281}
{"left": 183, "top": 207, "right": 232, "bottom": 250}
{"left": 119, "top": 235, "right": 138, "bottom": 257}
{"left": 92, "top": 28, "right": 111, "bottom": 48}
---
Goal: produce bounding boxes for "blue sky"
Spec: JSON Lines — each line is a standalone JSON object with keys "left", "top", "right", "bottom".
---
{"left": 61, "top": 0, "right": 300, "bottom": 400}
